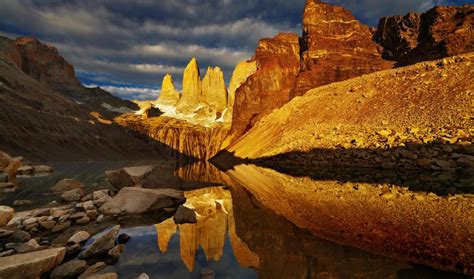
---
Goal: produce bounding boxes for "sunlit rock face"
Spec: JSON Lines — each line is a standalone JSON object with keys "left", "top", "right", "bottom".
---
{"left": 115, "top": 115, "right": 229, "bottom": 160}
{"left": 375, "top": 5, "right": 474, "bottom": 65}
{"left": 176, "top": 58, "right": 202, "bottom": 115}
{"left": 156, "top": 74, "right": 180, "bottom": 106}
{"left": 154, "top": 187, "right": 258, "bottom": 272}
{"left": 223, "top": 61, "right": 257, "bottom": 124}
{"left": 291, "top": 0, "right": 390, "bottom": 98}
{"left": 223, "top": 164, "right": 474, "bottom": 275}
{"left": 225, "top": 33, "right": 301, "bottom": 146}
{"left": 201, "top": 67, "right": 228, "bottom": 119}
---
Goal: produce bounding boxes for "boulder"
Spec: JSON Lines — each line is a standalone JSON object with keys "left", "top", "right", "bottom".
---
{"left": 81, "top": 225, "right": 120, "bottom": 259}
{"left": 143, "top": 106, "right": 163, "bottom": 119}
{"left": 175, "top": 57, "right": 202, "bottom": 114}
{"left": 0, "top": 247, "right": 65, "bottom": 279}
{"left": 86, "top": 273, "right": 118, "bottom": 279}
{"left": 68, "top": 231, "right": 91, "bottom": 244}
{"left": 92, "top": 190, "right": 112, "bottom": 206}
{"left": 100, "top": 188, "right": 185, "bottom": 215}
{"left": 12, "top": 239, "right": 40, "bottom": 253}
{"left": 173, "top": 205, "right": 197, "bottom": 224}
{"left": 78, "top": 262, "right": 106, "bottom": 279}
{"left": 0, "top": 205, "right": 14, "bottom": 226}
{"left": 7, "top": 230, "right": 31, "bottom": 243}
{"left": 136, "top": 273, "right": 150, "bottom": 279}
{"left": 107, "top": 244, "right": 125, "bottom": 264}
{"left": 61, "top": 188, "right": 84, "bottom": 202}
{"left": 51, "top": 259, "right": 89, "bottom": 279}
{"left": 156, "top": 74, "right": 180, "bottom": 106}
{"left": 52, "top": 179, "right": 85, "bottom": 193}
{"left": 33, "top": 165, "right": 53, "bottom": 173}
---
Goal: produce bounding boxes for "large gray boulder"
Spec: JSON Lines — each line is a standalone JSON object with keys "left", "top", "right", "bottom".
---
{"left": 51, "top": 259, "right": 88, "bottom": 279}
{"left": 99, "top": 187, "right": 185, "bottom": 215}
{"left": 0, "top": 247, "right": 65, "bottom": 279}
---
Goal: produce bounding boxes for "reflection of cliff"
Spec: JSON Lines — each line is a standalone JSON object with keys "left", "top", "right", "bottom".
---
{"left": 223, "top": 164, "right": 474, "bottom": 276}
{"left": 116, "top": 115, "right": 229, "bottom": 160}
{"left": 154, "top": 187, "right": 258, "bottom": 272}
{"left": 174, "top": 160, "right": 225, "bottom": 185}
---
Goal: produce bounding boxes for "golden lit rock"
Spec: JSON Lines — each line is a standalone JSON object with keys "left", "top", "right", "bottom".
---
{"left": 176, "top": 57, "right": 202, "bottom": 114}
{"left": 201, "top": 66, "right": 228, "bottom": 119}
{"left": 157, "top": 74, "right": 180, "bottom": 106}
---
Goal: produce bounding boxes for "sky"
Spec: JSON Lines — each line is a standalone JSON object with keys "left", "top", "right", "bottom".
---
{"left": 0, "top": 0, "right": 472, "bottom": 100}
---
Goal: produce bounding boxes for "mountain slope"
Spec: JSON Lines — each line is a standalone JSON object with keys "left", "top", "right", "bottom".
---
{"left": 222, "top": 54, "right": 473, "bottom": 168}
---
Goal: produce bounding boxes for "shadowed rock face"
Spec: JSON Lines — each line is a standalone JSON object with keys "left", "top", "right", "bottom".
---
{"left": 291, "top": 0, "right": 390, "bottom": 98}
{"left": 226, "top": 33, "right": 300, "bottom": 146}
{"left": 156, "top": 74, "right": 180, "bottom": 106}
{"left": 375, "top": 5, "right": 474, "bottom": 65}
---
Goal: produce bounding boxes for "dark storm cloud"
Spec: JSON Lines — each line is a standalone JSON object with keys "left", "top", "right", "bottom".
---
{"left": 0, "top": 0, "right": 471, "bottom": 100}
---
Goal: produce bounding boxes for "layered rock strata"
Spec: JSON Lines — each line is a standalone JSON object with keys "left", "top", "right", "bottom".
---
{"left": 375, "top": 5, "right": 474, "bottom": 65}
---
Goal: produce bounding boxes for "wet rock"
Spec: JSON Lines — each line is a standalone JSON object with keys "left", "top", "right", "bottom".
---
{"left": 7, "top": 230, "right": 30, "bottom": 244}
{"left": 52, "top": 221, "right": 71, "bottom": 233}
{"left": 78, "top": 262, "right": 106, "bottom": 279}
{"left": 12, "top": 200, "right": 32, "bottom": 206}
{"left": 107, "top": 244, "right": 125, "bottom": 264}
{"left": 0, "top": 205, "right": 14, "bottom": 226}
{"left": 68, "top": 231, "right": 91, "bottom": 244}
{"left": 136, "top": 273, "right": 150, "bottom": 279}
{"left": 86, "top": 273, "right": 118, "bottom": 279}
{"left": 173, "top": 205, "right": 197, "bottom": 224}
{"left": 81, "top": 225, "right": 120, "bottom": 259}
{"left": 117, "top": 233, "right": 131, "bottom": 244}
{"left": 61, "top": 188, "right": 85, "bottom": 202}
{"left": 100, "top": 187, "right": 185, "bottom": 215}
{"left": 33, "top": 165, "right": 53, "bottom": 173}
{"left": 51, "top": 259, "right": 89, "bottom": 279}
{"left": 0, "top": 229, "right": 13, "bottom": 238}
{"left": 200, "top": 268, "right": 215, "bottom": 279}
{"left": 92, "top": 190, "right": 112, "bottom": 207}
{"left": 17, "top": 166, "right": 34, "bottom": 175}
{"left": 76, "top": 216, "right": 91, "bottom": 225}
{"left": 0, "top": 250, "right": 14, "bottom": 257}
{"left": 105, "top": 165, "right": 154, "bottom": 190}
{"left": 22, "top": 217, "right": 38, "bottom": 226}
{"left": 70, "top": 212, "right": 88, "bottom": 219}
{"left": 39, "top": 220, "right": 56, "bottom": 230}
{"left": 0, "top": 247, "right": 65, "bottom": 279}
{"left": 66, "top": 243, "right": 82, "bottom": 258}
{"left": 13, "top": 239, "right": 40, "bottom": 253}
{"left": 50, "top": 208, "right": 74, "bottom": 219}
{"left": 52, "top": 179, "right": 85, "bottom": 193}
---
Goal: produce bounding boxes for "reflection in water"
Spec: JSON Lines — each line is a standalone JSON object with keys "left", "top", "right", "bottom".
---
{"left": 155, "top": 187, "right": 259, "bottom": 272}
{"left": 222, "top": 164, "right": 474, "bottom": 276}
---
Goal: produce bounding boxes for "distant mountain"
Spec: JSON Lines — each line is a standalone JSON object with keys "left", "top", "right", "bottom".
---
{"left": 0, "top": 36, "right": 173, "bottom": 161}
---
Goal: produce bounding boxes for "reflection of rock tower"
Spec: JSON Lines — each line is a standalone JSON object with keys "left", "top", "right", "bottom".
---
{"left": 154, "top": 187, "right": 259, "bottom": 272}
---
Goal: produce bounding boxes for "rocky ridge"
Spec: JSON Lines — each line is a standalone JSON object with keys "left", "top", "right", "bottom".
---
{"left": 221, "top": 54, "right": 474, "bottom": 173}
{"left": 375, "top": 5, "right": 474, "bottom": 65}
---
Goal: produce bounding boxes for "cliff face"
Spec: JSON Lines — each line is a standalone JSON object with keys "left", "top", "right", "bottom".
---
{"left": 225, "top": 33, "right": 300, "bottom": 146}
{"left": 176, "top": 58, "right": 202, "bottom": 115}
{"left": 226, "top": 1, "right": 390, "bottom": 145}
{"left": 292, "top": 0, "right": 390, "bottom": 98}
{"left": 156, "top": 74, "right": 180, "bottom": 106}
{"left": 375, "top": 5, "right": 474, "bottom": 65}
{"left": 11, "top": 37, "right": 138, "bottom": 116}
{"left": 224, "top": 61, "right": 257, "bottom": 123}
{"left": 116, "top": 114, "right": 230, "bottom": 160}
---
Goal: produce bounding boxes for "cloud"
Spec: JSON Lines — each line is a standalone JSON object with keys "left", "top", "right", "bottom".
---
{"left": 1, "top": 0, "right": 469, "bottom": 100}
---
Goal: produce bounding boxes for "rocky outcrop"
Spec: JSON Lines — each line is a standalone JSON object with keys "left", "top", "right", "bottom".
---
{"left": 99, "top": 188, "right": 185, "bottom": 215}
{"left": 176, "top": 58, "right": 202, "bottom": 115}
{"left": 223, "top": 61, "right": 257, "bottom": 124}
{"left": 12, "top": 37, "right": 138, "bottom": 115}
{"left": 156, "top": 74, "right": 180, "bottom": 106}
{"left": 0, "top": 247, "right": 66, "bottom": 279}
{"left": 225, "top": 33, "right": 301, "bottom": 146}
{"left": 0, "top": 205, "right": 14, "bottom": 226}
{"left": 201, "top": 66, "right": 228, "bottom": 119}
{"left": 375, "top": 5, "right": 474, "bottom": 65}
{"left": 116, "top": 115, "right": 230, "bottom": 160}
{"left": 291, "top": 0, "right": 390, "bottom": 98}
{"left": 221, "top": 54, "right": 474, "bottom": 172}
